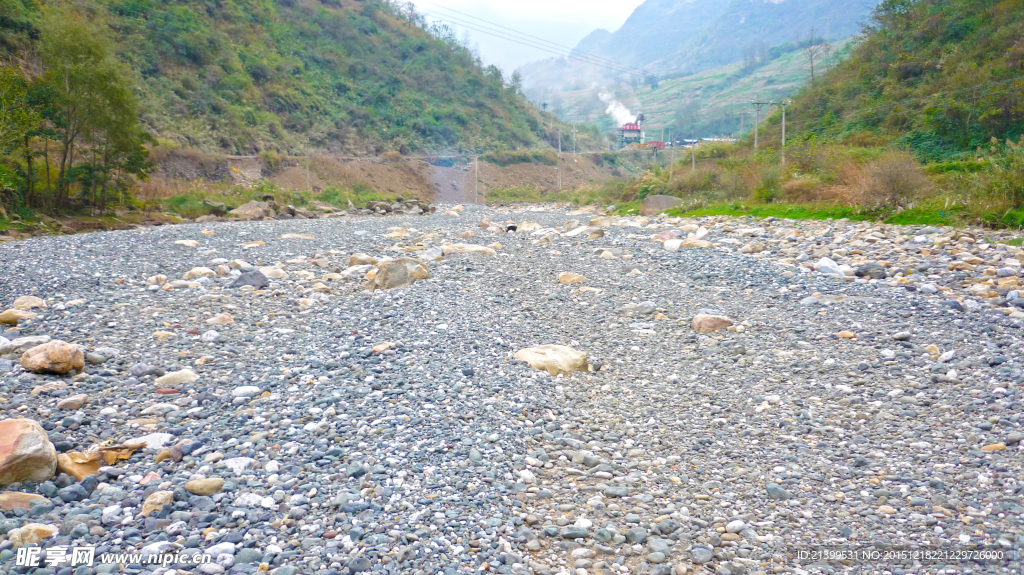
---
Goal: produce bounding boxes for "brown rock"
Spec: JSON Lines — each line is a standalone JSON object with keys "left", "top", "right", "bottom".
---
{"left": 679, "top": 238, "right": 715, "bottom": 249}
{"left": 441, "top": 243, "right": 497, "bottom": 256}
{"left": 20, "top": 340, "right": 85, "bottom": 374}
{"left": 7, "top": 523, "right": 57, "bottom": 547}
{"left": 184, "top": 477, "right": 225, "bottom": 496}
{"left": 640, "top": 194, "right": 682, "bottom": 216}
{"left": 0, "top": 309, "right": 36, "bottom": 325}
{"left": 836, "top": 331, "right": 856, "bottom": 338}
{"left": 0, "top": 492, "right": 47, "bottom": 512}
{"left": 207, "top": 313, "right": 234, "bottom": 325}
{"left": 56, "top": 452, "right": 102, "bottom": 481}
{"left": 557, "top": 272, "right": 587, "bottom": 285}
{"left": 141, "top": 491, "right": 174, "bottom": 517}
{"left": 56, "top": 394, "right": 88, "bottom": 410}
{"left": 228, "top": 201, "right": 275, "bottom": 220}
{"left": 12, "top": 295, "right": 46, "bottom": 310}
{"left": 981, "top": 443, "right": 1006, "bottom": 452}
{"left": 692, "top": 314, "right": 734, "bottom": 334}
{"left": 348, "top": 253, "right": 377, "bottom": 266}
{"left": 369, "top": 258, "right": 431, "bottom": 291}
{"left": 0, "top": 419, "right": 57, "bottom": 486}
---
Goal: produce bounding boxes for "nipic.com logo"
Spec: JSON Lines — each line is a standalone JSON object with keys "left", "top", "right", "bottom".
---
{"left": 15, "top": 546, "right": 213, "bottom": 568}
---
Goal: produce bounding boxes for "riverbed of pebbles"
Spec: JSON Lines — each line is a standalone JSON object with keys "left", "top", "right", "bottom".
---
{"left": 1, "top": 205, "right": 1022, "bottom": 575}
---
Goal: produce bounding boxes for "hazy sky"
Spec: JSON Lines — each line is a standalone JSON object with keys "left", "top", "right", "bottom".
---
{"left": 411, "top": 0, "right": 646, "bottom": 72}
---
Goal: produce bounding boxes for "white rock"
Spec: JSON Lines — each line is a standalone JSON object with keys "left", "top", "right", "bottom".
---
{"left": 815, "top": 257, "right": 844, "bottom": 277}
{"left": 231, "top": 386, "right": 262, "bottom": 398}
{"left": 127, "top": 432, "right": 176, "bottom": 449}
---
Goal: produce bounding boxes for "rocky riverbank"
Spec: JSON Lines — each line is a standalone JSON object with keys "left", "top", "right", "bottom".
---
{"left": 0, "top": 204, "right": 1021, "bottom": 575}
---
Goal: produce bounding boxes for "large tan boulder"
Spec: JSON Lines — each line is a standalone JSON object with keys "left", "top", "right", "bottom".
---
{"left": 228, "top": 201, "right": 275, "bottom": 220}
{"left": 514, "top": 345, "right": 589, "bottom": 376}
{"left": 0, "top": 492, "right": 48, "bottom": 512}
{"left": 0, "top": 419, "right": 57, "bottom": 486}
{"left": 369, "top": 258, "right": 431, "bottom": 291}
{"left": 20, "top": 340, "right": 84, "bottom": 374}
{"left": 0, "top": 309, "right": 36, "bottom": 325}
{"left": 640, "top": 195, "right": 682, "bottom": 216}
{"left": 558, "top": 272, "right": 587, "bottom": 285}
{"left": 12, "top": 295, "right": 46, "bottom": 310}
{"left": 692, "top": 314, "right": 733, "bottom": 334}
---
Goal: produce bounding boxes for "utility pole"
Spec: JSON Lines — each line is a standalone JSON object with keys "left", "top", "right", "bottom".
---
{"left": 572, "top": 122, "right": 578, "bottom": 155}
{"left": 691, "top": 127, "right": 696, "bottom": 173}
{"left": 474, "top": 155, "right": 479, "bottom": 203}
{"left": 780, "top": 99, "right": 789, "bottom": 166}
{"left": 751, "top": 100, "right": 772, "bottom": 150}
{"left": 305, "top": 146, "right": 310, "bottom": 192}
{"left": 557, "top": 128, "right": 561, "bottom": 189}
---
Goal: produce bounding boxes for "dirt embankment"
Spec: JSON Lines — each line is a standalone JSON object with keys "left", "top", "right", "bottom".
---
{"left": 147, "top": 149, "right": 623, "bottom": 203}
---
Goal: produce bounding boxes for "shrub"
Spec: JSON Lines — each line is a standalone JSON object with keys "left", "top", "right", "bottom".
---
{"left": 782, "top": 177, "right": 824, "bottom": 202}
{"left": 481, "top": 149, "right": 558, "bottom": 166}
{"left": 671, "top": 167, "right": 719, "bottom": 195}
{"left": 753, "top": 166, "right": 783, "bottom": 202}
{"left": 862, "top": 150, "right": 931, "bottom": 206}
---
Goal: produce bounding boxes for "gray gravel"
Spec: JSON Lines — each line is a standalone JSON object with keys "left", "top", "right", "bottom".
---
{"left": 1, "top": 204, "right": 1022, "bottom": 575}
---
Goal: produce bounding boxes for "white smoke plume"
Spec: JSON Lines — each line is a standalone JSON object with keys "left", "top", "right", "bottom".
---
{"left": 597, "top": 92, "right": 636, "bottom": 126}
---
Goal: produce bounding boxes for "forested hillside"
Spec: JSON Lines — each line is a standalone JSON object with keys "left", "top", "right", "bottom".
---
{"left": 1, "top": 0, "right": 553, "bottom": 155}
{"left": 774, "top": 0, "right": 1024, "bottom": 159}
{"left": 0, "top": 0, "right": 563, "bottom": 214}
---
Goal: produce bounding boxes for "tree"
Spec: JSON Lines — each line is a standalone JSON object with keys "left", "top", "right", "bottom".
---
{"left": 509, "top": 69, "right": 523, "bottom": 96}
{"left": 0, "top": 67, "right": 37, "bottom": 155}
{"left": 803, "top": 28, "right": 826, "bottom": 84}
{"left": 37, "top": 5, "right": 145, "bottom": 208}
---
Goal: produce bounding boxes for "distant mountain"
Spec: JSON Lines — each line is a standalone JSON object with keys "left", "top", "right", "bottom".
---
{"left": 575, "top": 0, "right": 725, "bottom": 70}
{"left": 522, "top": 0, "right": 878, "bottom": 94}
{"left": 649, "top": 0, "right": 880, "bottom": 75}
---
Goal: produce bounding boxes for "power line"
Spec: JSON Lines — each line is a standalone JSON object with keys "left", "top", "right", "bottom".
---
{"left": 414, "top": 0, "right": 647, "bottom": 76}
{"left": 417, "top": 10, "right": 645, "bottom": 77}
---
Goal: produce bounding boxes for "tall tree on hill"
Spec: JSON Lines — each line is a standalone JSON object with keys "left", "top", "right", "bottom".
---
{"left": 803, "top": 28, "right": 825, "bottom": 84}
{"left": 37, "top": 5, "right": 148, "bottom": 209}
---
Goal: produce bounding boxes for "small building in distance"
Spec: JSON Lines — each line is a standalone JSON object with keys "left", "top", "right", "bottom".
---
{"left": 618, "top": 115, "right": 644, "bottom": 148}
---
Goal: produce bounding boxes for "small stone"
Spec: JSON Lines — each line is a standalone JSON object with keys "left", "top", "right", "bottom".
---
{"left": 766, "top": 482, "right": 792, "bottom": 501}
{"left": 692, "top": 314, "right": 733, "bottom": 334}
{"left": 141, "top": 491, "right": 174, "bottom": 517}
{"left": 981, "top": 443, "right": 1006, "bottom": 452}
{"left": 690, "top": 546, "right": 713, "bottom": 564}
{"left": 207, "top": 313, "right": 234, "bottom": 325}
{"left": 725, "top": 519, "right": 746, "bottom": 533}
{"left": 184, "top": 478, "right": 225, "bottom": 496}
{"left": 154, "top": 369, "right": 200, "bottom": 386}
{"left": 558, "top": 272, "right": 588, "bottom": 284}
{"left": 56, "top": 394, "right": 88, "bottom": 410}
